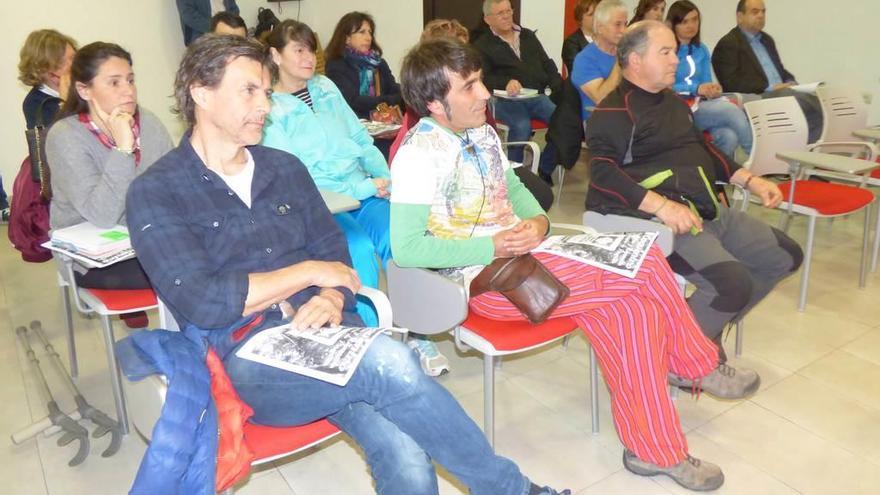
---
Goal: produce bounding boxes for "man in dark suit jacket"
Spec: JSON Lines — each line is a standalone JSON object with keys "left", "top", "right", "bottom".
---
{"left": 176, "top": 0, "right": 240, "bottom": 46}
{"left": 473, "top": 0, "right": 563, "bottom": 184}
{"left": 711, "top": 0, "right": 822, "bottom": 141}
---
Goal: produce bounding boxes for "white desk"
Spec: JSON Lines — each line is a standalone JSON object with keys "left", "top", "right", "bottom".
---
{"left": 854, "top": 128, "right": 880, "bottom": 142}
{"left": 776, "top": 150, "right": 880, "bottom": 175}
{"left": 320, "top": 189, "right": 360, "bottom": 214}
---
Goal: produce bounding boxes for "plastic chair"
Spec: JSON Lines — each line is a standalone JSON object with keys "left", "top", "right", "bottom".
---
{"left": 56, "top": 255, "right": 158, "bottom": 434}
{"left": 387, "top": 223, "right": 601, "bottom": 449}
{"left": 742, "top": 96, "right": 879, "bottom": 311}
{"left": 124, "top": 286, "right": 396, "bottom": 494}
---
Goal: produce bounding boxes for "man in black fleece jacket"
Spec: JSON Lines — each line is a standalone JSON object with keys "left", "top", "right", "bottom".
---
{"left": 473, "top": 0, "right": 562, "bottom": 183}
{"left": 586, "top": 21, "right": 803, "bottom": 361}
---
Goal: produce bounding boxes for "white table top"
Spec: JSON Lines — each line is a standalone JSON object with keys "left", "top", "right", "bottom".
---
{"left": 777, "top": 150, "right": 880, "bottom": 175}
{"left": 320, "top": 189, "right": 360, "bottom": 214}
{"left": 854, "top": 128, "right": 880, "bottom": 141}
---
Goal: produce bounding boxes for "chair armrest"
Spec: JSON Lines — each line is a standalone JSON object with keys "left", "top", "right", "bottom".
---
{"left": 550, "top": 222, "right": 595, "bottom": 235}
{"left": 357, "top": 286, "right": 395, "bottom": 330}
{"left": 777, "top": 150, "right": 880, "bottom": 175}
{"left": 807, "top": 141, "right": 878, "bottom": 162}
{"left": 583, "top": 211, "right": 674, "bottom": 256}
{"left": 502, "top": 140, "right": 541, "bottom": 174}
{"left": 386, "top": 261, "right": 468, "bottom": 335}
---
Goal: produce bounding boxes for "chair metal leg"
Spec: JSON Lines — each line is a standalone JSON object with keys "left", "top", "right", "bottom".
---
{"left": 589, "top": 347, "right": 599, "bottom": 435}
{"left": 483, "top": 355, "right": 495, "bottom": 450}
{"left": 735, "top": 320, "right": 744, "bottom": 357}
{"left": 779, "top": 210, "right": 793, "bottom": 233}
{"left": 60, "top": 285, "right": 78, "bottom": 379}
{"left": 860, "top": 206, "right": 871, "bottom": 288}
{"left": 871, "top": 201, "right": 880, "bottom": 273}
{"left": 99, "top": 315, "right": 129, "bottom": 434}
{"left": 669, "top": 385, "right": 679, "bottom": 400}
{"left": 798, "top": 216, "right": 817, "bottom": 312}
{"left": 561, "top": 334, "right": 571, "bottom": 350}
{"left": 555, "top": 167, "right": 565, "bottom": 208}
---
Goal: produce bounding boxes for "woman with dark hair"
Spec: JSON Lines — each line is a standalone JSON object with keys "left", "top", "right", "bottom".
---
{"left": 667, "top": 0, "right": 753, "bottom": 156}
{"left": 46, "top": 42, "right": 172, "bottom": 303}
{"left": 629, "top": 0, "right": 666, "bottom": 24}
{"left": 324, "top": 12, "right": 403, "bottom": 120}
{"left": 561, "top": 0, "right": 601, "bottom": 74}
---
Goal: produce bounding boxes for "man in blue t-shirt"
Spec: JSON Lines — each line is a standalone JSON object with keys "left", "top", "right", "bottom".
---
{"left": 571, "top": 0, "right": 628, "bottom": 121}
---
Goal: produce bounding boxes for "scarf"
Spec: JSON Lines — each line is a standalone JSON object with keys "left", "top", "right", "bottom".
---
{"left": 344, "top": 47, "right": 383, "bottom": 97}
{"left": 78, "top": 111, "right": 142, "bottom": 165}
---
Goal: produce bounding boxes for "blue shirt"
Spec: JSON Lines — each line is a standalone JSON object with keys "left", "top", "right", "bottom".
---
{"left": 125, "top": 134, "right": 357, "bottom": 330}
{"left": 673, "top": 42, "right": 714, "bottom": 96}
{"left": 740, "top": 29, "right": 782, "bottom": 91}
{"left": 571, "top": 43, "right": 616, "bottom": 120}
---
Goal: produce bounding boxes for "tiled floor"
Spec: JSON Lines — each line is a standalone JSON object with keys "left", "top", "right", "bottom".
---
{"left": 2, "top": 163, "right": 880, "bottom": 494}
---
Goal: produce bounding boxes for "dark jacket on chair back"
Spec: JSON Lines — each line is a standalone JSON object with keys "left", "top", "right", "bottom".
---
{"left": 711, "top": 27, "right": 794, "bottom": 94}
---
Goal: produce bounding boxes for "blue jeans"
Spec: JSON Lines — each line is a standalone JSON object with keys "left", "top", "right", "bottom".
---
{"left": 224, "top": 332, "right": 530, "bottom": 495}
{"left": 334, "top": 196, "right": 392, "bottom": 326}
{"left": 494, "top": 95, "right": 558, "bottom": 175}
{"left": 693, "top": 98, "right": 753, "bottom": 156}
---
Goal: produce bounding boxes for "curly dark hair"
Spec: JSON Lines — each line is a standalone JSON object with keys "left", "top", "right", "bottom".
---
{"left": 173, "top": 34, "right": 269, "bottom": 127}
{"left": 325, "top": 12, "right": 381, "bottom": 60}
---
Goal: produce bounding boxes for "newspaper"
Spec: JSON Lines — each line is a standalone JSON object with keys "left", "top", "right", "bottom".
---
{"left": 41, "top": 241, "right": 136, "bottom": 269}
{"left": 534, "top": 231, "right": 658, "bottom": 278}
{"left": 235, "top": 324, "right": 392, "bottom": 386}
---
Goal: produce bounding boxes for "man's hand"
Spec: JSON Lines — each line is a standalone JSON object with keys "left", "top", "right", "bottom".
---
{"left": 772, "top": 82, "right": 794, "bottom": 91}
{"left": 747, "top": 176, "right": 783, "bottom": 208}
{"left": 656, "top": 200, "right": 703, "bottom": 235}
{"left": 492, "top": 215, "right": 548, "bottom": 257}
{"left": 308, "top": 261, "right": 361, "bottom": 293}
{"left": 697, "top": 82, "right": 723, "bottom": 99}
{"left": 291, "top": 288, "right": 345, "bottom": 330}
{"left": 373, "top": 178, "right": 391, "bottom": 198}
{"left": 505, "top": 79, "right": 523, "bottom": 96}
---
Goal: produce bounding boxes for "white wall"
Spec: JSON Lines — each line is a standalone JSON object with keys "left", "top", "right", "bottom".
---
{"left": 3, "top": 0, "right": 875, "bottom": 188}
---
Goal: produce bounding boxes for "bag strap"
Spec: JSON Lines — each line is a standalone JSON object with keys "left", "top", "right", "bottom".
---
{"left": 33, "top": 95, "right": 61, "bottom": 128}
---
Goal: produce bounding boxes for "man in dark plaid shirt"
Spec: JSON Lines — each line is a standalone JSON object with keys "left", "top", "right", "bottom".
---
{"left": 125, "top": 34, "right": 568, "bottom": 495}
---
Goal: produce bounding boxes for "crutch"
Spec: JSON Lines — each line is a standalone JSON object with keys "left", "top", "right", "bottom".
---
{"left": 30, "top": 321, "right": 122, "bottom": 457}
{"left": 15, "top": 325, "right": 89, "bottom": 467}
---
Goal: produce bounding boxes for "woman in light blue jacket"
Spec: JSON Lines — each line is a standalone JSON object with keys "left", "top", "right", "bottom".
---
{"left": 668, "top": 0, "right": 752, "bottom": 157}
{"left": 262, "top": 20, "right": 391, "bottom": 325}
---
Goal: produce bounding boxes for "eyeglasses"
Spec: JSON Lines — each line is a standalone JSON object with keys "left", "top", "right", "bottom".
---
{"left": 488, "top": 8, "right": 514, "bottom": 17}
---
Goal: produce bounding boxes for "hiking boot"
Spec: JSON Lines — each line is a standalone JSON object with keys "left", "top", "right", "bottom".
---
{"left": 528, "top": 481, "right": 571, "bottom": 495}
{"left": 623, "top": 449, "right": 724, "bottom": 492}
{"left": 408, "top": 337, "right": 450, "bottom": 377}
{"left": 669, "top": 363, "right": 761, "bottom": 400}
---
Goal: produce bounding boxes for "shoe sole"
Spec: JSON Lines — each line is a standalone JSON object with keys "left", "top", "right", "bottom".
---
{"left": 623, "top": 454, "right": 724, "bottom": 492}
{"left": 669, "top": 376, "right": 762, "bottom": 401}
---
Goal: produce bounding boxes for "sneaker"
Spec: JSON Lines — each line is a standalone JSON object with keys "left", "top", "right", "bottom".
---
{"left": 669, "top": 363, "right": 761, "bottom": 400}
{"left": 528, "top": 481, "right": 571, "bottom": 495}
{"left": 623, "top": 449, "right": 724, "bottom": 492}
{"left": 0, "top": 207, "right": 9, "bottom": 224}
{"left": 407, "top": 337, "right": 450, "bottom": 377}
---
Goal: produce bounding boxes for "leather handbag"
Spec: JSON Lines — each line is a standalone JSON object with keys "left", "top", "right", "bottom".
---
{"left": 470, "top": 253, "right": 570, "bottom": 324}
{"left": 24, "top": 97, "right": 59, "bottom": 201}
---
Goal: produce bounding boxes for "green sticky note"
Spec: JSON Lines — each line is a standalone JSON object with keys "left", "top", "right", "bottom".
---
{"left": 100, "top": 230, "right": 129, "bottom": 241}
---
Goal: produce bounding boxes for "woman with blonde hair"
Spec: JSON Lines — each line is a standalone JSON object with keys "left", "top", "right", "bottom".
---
{"left": 19, "top": 29, "right": 77, "bottom": 129}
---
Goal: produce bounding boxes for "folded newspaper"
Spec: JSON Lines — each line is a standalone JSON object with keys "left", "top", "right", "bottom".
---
{"left": 534, "top": 231, "right": 658, "bottom": 278}
{"left": 235, "top": 324, "right": 393, "bottom": 386}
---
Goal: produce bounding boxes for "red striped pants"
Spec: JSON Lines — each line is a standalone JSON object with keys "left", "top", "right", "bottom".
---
{"left": 468, "top": 245, "right": 718, "bottom": 467}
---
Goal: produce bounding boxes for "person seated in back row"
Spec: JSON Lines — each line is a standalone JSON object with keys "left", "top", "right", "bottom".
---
{"left": 125, "top": 32, "right": 570, "bottom": 495}
{"left": 211, "top": 11, "right": 247, "bottom": 37}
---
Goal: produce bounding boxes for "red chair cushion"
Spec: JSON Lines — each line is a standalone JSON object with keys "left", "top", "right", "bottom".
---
{"left": 85, "top": 288, "right": 157, "bottom": 311}
{"left": 778, "top": 180, "right": 874, "bottom": 216}
{"left": 462, "top": 312, "right": 577, "bottom": 352}
{"left": 244, "top": 419, "right": 339, "bottom": 461}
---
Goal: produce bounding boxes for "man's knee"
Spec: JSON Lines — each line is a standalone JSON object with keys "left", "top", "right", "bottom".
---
{"left": 701, "top": 261, "right": 754, "bottom": 313}
{"left": 772, "top": 227, "right": 804, "bottom": 274}
{"left": 710, "top": 128, "right": 738, "bottom": 154}
{"left": 362, "top": 336, "right": 424, "bottom": 388}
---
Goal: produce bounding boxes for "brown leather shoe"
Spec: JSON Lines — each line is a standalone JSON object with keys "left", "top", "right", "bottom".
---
{"left": 623, "top": 450, "right": 724, "bottom": 491}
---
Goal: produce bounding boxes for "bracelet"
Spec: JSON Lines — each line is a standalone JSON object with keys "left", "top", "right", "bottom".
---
{"left": 744, "top": 175, "right": 755, "bottom": 189}
{"left": 652, "top": 197, "right": 669, "bottom": 215}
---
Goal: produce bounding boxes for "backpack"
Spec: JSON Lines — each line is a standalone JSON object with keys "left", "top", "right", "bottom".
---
{"left": 7, "top": 157, "right": 52, "bottom": 263}
{"left": 253, "top": 7, "right": 280, "bottom": 40}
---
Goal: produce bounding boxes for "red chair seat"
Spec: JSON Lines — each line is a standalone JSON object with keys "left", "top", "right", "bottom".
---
{"left": 778, "top": 180, "right": 874, "bottom": 216}
{"left": 245, "top": 419, "right": 340, "bottom": 461}
{"left": 870, "top": 169, "right": 880, "bottom": 179}
{"left": 530, "top": 119, "right": 548, "bottom": 130}
{"left": 85, "top": 288, "right": 157, "bottom": 311}
{"left": 462, "top": 312, "right": 577, "bottom": 352}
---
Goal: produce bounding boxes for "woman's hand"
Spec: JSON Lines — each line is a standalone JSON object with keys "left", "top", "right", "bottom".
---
{"left": 697, "top": 82, "right": 722, "bottom": 99}
{"left": 373, "top": 178, "right": 391, "bottom": 198}
{"left": 95, "top": 104, "right": 135, "bottom": 152}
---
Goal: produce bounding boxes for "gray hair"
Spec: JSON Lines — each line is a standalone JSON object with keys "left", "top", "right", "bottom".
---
{"left": 482, "top": 0, "right": 506, "bottom": 15}
{"left": 593, "top": 0, "right": 628, "bottom": 32}
{"left": 617, "top": 20, "right": 665, "bottom": 69}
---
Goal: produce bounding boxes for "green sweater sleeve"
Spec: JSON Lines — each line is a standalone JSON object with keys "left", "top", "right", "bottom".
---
{"left": 506, "top": 168, "right": 548, "bottom": 223}
{"left": 390, "top": 203, "right": 495, "bottom": 268}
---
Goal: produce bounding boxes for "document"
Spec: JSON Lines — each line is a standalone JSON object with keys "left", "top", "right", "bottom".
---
{"left": 534, "top": 231, "right": 658, "bottom": 278}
